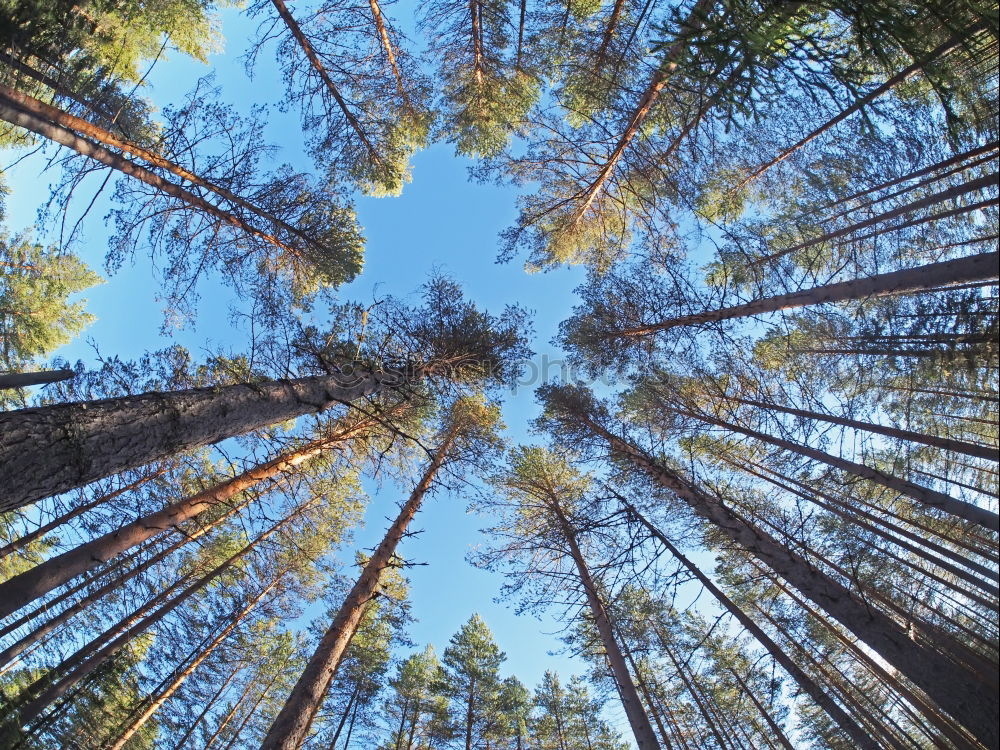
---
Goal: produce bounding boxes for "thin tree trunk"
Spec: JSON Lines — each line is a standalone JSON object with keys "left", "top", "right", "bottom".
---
{"left": 679, "top": 407, "right": 999, "bottom": 530}
{"left": 727, "top": 668, "right": 795, "bottom": 750}
{"left": 332, "top": 685, "right": 361, "bottom": 749}
{"left": 465, "top": 676, "right": 475, "bottom": 750}
{"left": 260, "top": 422, "right": 461, "bottom": 750}
{"left": 0, "top": 96, "right": 309, "bottom": 266}
{"left": 171, "top": 666, "right": 240, "bottom": 750}
{"left": 615, "top": 250, "right": 999, "bottom": 335}
{"left": 569, "top": 0, "right": 714, "bottom": 224}
{"left": 218, "top": 672, "right": 282, "bottom": 750}
{"left": 11, "top": 510, "right": 297, "bottom": 727}
{"left": 0, "top": 83, "right": 321, "bottom": 250}
{"left": 0, "top": 468, "right": 165, "bottom": 559}
{"left": 0, "top": 365, "right": 401, "bottom": 512}
{"left": 594, "top": 0, "right": 628, "bottom": 71}
{"left": 269, "top": 0, "right": 383, "bottom": 164}
{"left": 0, "top": 368, "right": 75, "bottom": 389}
{"left": 732, "top": 24, "right": 987, "bottom": 191}
{"left": 470, "top": 0, "right": 484, "bottom": 85}
{"left": 581, "top": 418, "right": 996, "bottom": 747}
{"left": 515, "top": 0, "right": 527, "bottom": 70}
{"left": 722, "top": 393, "right": 999, "bottom": 461}
{"left": 368, "top": 0, "right": 411, "bottom": 108}
{"left": 751, "top": 173, "right": 998, "bottom": 267}
{"left": 0, "top": 411, "right": 380, "bottom": 619}
{"left": 105, "top": 574, "right": 283, "bottom": 750}
{"left": 202, "top": 677, "right": 259, "bottom": 750}
{"left": 545, "top": 495, "right": 662, "bottom": 749}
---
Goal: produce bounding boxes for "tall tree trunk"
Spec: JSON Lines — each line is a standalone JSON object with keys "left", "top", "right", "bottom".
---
{"left": 0, "top": 368, "right": 75, "bottom": 389}
{"left": 331, "top": 684, "right": 361, "bottom": 749}
{"left": 368, "top": 0, "right": 410, "bottom": 106}
{"left": 0, "top": 366, "right": 402, "bottom": 511}
{"left": 11, "top": 510, "right": 297, "bottom": 728}
{"left": 0, "top": 83, "right": 321, "bottom": 249}
{"left": 469, "top": 0, "right": 484, "bottom": 85}
{"left": 104, "top": 574, "right": 283, "bottom": 750}
{"left": 616, "top": 250, "right": 999, "bottom": 335}
{"left": 202, "top": 676, "right": 260, "bottom": 750}
{"left": 569, "top": 0, "right": 714, "bottom": 224}
{"left": 732, "top": 24, "right": 987, "bottom": 191}
{"left": 594, "top": 0, "right": 628, "bottom": 71}
{"left": 0, "top": 95, "right": 309, "bottom": 265}
{"left": 171, "top": 666, "right": 240, "bottom": 750}
{"left": 465, "top": 676, "right": 476, "bottom": 750}
{"left": 269, "top": 0, "right": 383, "bottom": 164}
{"left": 544, "top": 494, "right": 662, "bottom": 750}
{"left": 0, "top": 468, "right": 165, "bottom": 559}
{"left": 718, "top": 393, "right": 999, "bottom": 461}
{"left": 0, "top": 410, "right": 380, "bottom": 619}
{"left": 581, "top": 418, "right": 996, "bottom": 747}
{"left": 677, "top": 407, "right": 1000, "bottom": 530}
{"left": 260, "top": 422, "right": 461, "bottom": 750}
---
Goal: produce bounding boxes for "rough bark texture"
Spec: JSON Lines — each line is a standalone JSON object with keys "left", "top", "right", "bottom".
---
{"left": 0, "top": 367, "right": 399, "bottom": 511}
{"left": 547, "top": 498, "right": 662, "bottom": 750}
{"left": 582, "top": 417, "right": 998, "bottom": 748}
{"left": 0, "top": 411, "right": 380, "bottom": 619}
{"left": 618, "top": 250, "right": 1000, "bottom": 335}
{"left": 260, "top": 425, "right": 459, "bottom": 750}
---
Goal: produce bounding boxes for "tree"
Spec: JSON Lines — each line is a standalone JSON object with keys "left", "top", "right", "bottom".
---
{"left": 440, "top": 613, "right": 507, "bottom": 750}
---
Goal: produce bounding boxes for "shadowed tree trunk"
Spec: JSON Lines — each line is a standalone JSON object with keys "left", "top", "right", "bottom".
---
{"left": 0, "top": 368, "right": 75, "bottom": 389}
{"left": 572, "top": 411, "right": 997, "bottom": 747}
{"left": 620, "top": 499, "right": 876, "bottom": 749}
{"left": 0, "top": 366, "right": 405, "bottom": 511}
{"left": 615, "top": 251, "right": 999, "bottom": 335}
{"left": 169, "top": 666, "right": 240, "bottom": 750}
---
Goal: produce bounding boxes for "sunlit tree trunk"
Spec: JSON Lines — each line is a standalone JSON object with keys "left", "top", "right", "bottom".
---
{"left": 260, "top": 423, "right": 460, "bottom": 750}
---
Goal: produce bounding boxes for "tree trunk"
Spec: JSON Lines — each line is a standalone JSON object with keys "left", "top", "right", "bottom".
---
{"left": 11, "top": 511, "right": 295, "bottom": 727}
{"left": 616, "top": 250, "right": 999, "bottom": 335}
{"left": 584, "top": 420, "right": 996, "bottom": 748}
{"left": 260, "top": 423, "right": 460, "bottom": 750}
{"left": 104, "top": 575, "right": 282, "bottom": 750}
{"left": 465, "top": 676, "right": 476, "bottom": 750}
{"left": 202, "top": 676, "right": 259, "bottom": 750}
{"left": 0, "top": 83, "right": 320, "bottom": 249}
{"left": 171, "top": 666, "right": 240, "bottom": 750}
{"left": 368, "top": 0, "right": 410, "bottom": 106}
{"left": 0, "top": 411, "right": 379, "bottom": 619}
{"left": 0, "top": 368, "right": 75, "bottom": 389}
{"left": 0, "top": 468, "right": 165, "bottom": 560}
{"left": 723, "top": 394, "right": 999, "bottom": 461}
{"left": 470, "top": 0, "right": 484, "bottom": 85}
{"left": 727, "top": 668, "right": 795, "bottom": 750}
{"left": 269, "top": 0, "right": 383, "bottom": 164}
{"left": 732, "top": 24, "right": 987, "bottom": 191}
{"left": 545, "top": 495, "right": 662, "bottom": 750}
{"left": 679, "top": 407, "right": 1000, "bottom": 531}
{"left": 570, "top": 0, "right": 714, "bottom": 224}
{"left": 0, "top": 95, "right": 307, "bottom": 265}
{"left": 0, "top": 366, "right": 402, "bottom": 512}
{"left": 594, "top": 0, "right": 628, "bottom": 71}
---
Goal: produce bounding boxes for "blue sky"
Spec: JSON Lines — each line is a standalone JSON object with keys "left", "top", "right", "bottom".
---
{"left": 0, "top": 1, "right": 644, "bottom": 735}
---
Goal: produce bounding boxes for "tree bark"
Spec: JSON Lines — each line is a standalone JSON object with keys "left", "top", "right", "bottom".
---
{"left": 581, "top": 417, "right": 997, "bottom": 748}
{"left": 260, "top": 422, "right": 460, "bottom": 750}
{"left": 0, "top": 410, "right": 381, "bottom": 619}
{"left": 679, "top": 407, "right": 1000, "bottom": 531}
{"left": 615, "top": 250, "right": 999, "bottom": 335}
{"left": 0, "top": 366, "right": 402, "bottom": 511}
{"left": 545, "top": 495, "right": 662, "bottom": 750}
{"left": 727, "top": 668, "right": 795, "bottom": 750}
{"left": 620, "top": 500, "right": 876, "bottom": 749}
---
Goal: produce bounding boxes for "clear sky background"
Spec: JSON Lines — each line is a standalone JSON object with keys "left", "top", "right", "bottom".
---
{"left": 1, "top": 1, "right": 645, "bottom": 737}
